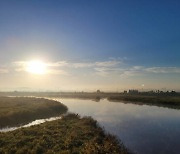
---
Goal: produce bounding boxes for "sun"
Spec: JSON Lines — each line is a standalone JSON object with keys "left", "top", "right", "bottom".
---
{"left": 26, "top": 60, "right": 47, "bottom": 75}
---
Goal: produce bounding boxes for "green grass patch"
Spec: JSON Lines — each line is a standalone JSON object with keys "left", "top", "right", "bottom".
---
{"left": 0, "top": 114, "right": 129, "bottom": 154}
{"left": 0, "top": 97, "right": 67, "bottom": 128}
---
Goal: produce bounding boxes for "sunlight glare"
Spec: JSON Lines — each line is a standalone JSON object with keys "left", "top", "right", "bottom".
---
{"left": 26, "top": 60, "right": 47, "bottom": 75}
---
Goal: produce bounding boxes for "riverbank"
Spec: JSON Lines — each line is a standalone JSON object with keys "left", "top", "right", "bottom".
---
{"left": 1, "top": 92, "right": 180, "bottom": 109}
{"left": 108, "top": 95, "right": 180, "bottom": 109}
{"left": 0, "top": 97, "right": 67, "bottom": 128}
{"left": 0, "top": 114, "right": 129, "bottom": 154}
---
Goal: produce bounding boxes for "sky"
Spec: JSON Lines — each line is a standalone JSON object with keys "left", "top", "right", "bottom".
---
{"left": 0, "top": 0, "right": 180, "bottom": 91}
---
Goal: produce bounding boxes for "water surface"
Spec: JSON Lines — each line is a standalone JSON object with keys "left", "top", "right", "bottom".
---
{"left": 54, "top": 98, "right": 180, "bottom": 154}
{"left": 0, "top": 116, "right": 61, "bottom": 132}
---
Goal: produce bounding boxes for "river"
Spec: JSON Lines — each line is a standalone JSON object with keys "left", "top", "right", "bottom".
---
{"left": 54, "top": 98, "right": 180, "bottom": 154}
{"left": 1, "top": 97, "right": 180, "bottom": 154}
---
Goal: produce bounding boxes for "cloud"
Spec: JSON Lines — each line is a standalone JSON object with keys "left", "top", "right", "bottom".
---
{"left": 145, "top": 67, "right": 180, "bottom": 73}
{"left": 94, "top": 67, "right": 110, "bottom": 76}
{"left": 72, "top": 62, "right": 94, "bottom": 68}
{"left": 69, "top": 59, "right": 122, "bottom": 76}
{"left": 13, "top": 61, "right": 68, "bottom": 75}
{"left": 94, "top": 65, "right": 180, "bottom": 77}
{"left": 46, "top": 61, "right": 68, "bottom": 67}
{"left": 95, "top": 60, "right": 121, "bottom": 67}
{"left": 0, "top": 68, "right": 9, "bottom": 74}
{"left": 46, "top": 69, "right": 69, "bottom": 75}
{"left": 13, "top": 61, "right": 26, "bottom": 66}
{"left": 11, "top": 59, "right": 180, "bottom": 77}
{"left": 116, "top": 66, "right": 180, "bottom": 77}
{"left": 12, "top": 59, "right": 123, "bottom": 76}
{"left": 70, "top": 59, "right": 122, "bottom": 68}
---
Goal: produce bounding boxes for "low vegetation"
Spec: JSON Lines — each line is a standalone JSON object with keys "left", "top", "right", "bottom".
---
{"left": 0, "top": 114, "right": 129, "bottom": 154}
{"left": 0, "top": 97, "right": 67, "bottom": 128}
{"left": 108, "top": 95, "right": 180, "bottom": 109}
{"left": 1, "top": 92, "right": 180, "bottom": 110}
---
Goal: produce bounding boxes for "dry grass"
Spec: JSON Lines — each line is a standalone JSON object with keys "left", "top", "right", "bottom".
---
{"left": 0, "top": 97, "right": 67, "bottom": 128}
{"left": 0, "top": 114, "right": 129, "bottom": 154}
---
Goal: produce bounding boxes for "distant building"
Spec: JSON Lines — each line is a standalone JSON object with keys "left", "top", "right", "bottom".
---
{"left": 97, "top": 90, "right": 101, "bottom": 93}
{"left": 128, "top": 89, "right": 139, "bottom": 94}
{"left": 123, "top": 90, "right": 127, "bottom": 94}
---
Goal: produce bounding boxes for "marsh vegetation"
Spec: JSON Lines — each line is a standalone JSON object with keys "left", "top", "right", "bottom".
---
{"left": 0, "top": 97, "right": 67, "bottom": 128}
{"left": 1, "top": 91, "right": 180, "bottom": 109}
{"left": 108, "top": 95, "right": 180, "bottom": 109}
{"left": 0, "top": 114, "right": 129, "bottom": 154}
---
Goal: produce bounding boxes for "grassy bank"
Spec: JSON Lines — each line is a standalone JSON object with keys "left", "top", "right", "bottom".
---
{"left": 108, "top": 95, "right": 180, "bottom": 109}
{"left": 0, "top": 114, "right": 129, "bottom": 154}
{"left": 0, "top": 97, "right": 67, "bottom": 128}
{"left": 1, "top": 92, "right": 180, "bottom": 109}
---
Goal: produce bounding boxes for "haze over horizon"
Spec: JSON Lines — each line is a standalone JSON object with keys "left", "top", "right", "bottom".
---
{"left": 0, "top": 0, "right": 180, "bottom": 92}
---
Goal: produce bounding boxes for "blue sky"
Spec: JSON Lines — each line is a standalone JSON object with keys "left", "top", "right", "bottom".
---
{"left": 0, "top": 0, "right": 180, "bottom": 91}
